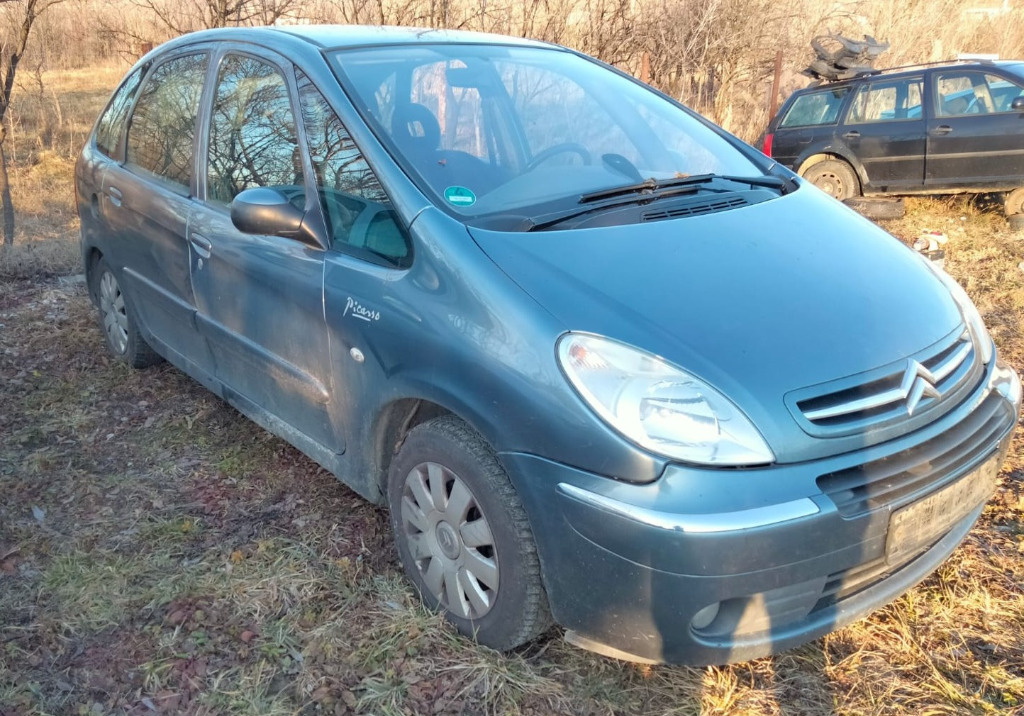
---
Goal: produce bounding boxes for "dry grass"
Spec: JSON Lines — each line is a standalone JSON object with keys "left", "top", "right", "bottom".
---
{"left": 1, "top": 70, "right": 1024, "bottom": 716}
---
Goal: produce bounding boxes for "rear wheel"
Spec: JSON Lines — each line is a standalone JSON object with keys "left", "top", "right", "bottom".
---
{"left": 801, "top": 159, "right": 860, "bottom": 201}
{"left": 387, "top": 416, "right": 551, "bottom": 650}
{"left": 1009, "top": 214, "right": 1024, "bottom": 232}
{"left": 1004, "top": 188, "right": 1024, "bottom": 217}
{"left": 92, "top": 258, "right": 162, "bottom": 368}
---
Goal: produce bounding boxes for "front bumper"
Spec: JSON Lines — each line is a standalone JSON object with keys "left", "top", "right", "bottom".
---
{"left": 502, "top": 361, "right": 1020, "bottom": 665}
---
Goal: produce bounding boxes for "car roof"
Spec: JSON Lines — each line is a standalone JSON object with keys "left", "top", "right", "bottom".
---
{"left": 795, "top": 59, "right": 1024, "bottom": 93}
{"left": 274, "top": 24, "right": 556, "bottom": 50}
{"left": 154, "top": 24, "right": 558, "bottom": 55}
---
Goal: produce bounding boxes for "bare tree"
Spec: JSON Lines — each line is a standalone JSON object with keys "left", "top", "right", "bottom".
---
{"left": 0, "top": 0, "right": 63, "bottom": 246}
{"left": 130, "top": 0, "right": 300, "bottom": 36}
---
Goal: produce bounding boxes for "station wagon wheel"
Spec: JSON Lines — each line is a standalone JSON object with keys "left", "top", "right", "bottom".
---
{"left": 91, "top": 258, "right": 162, "bottom": 369}
{"left": 801, "top": 159, "right": 859, "bottom": 201}
{"left": 1004, "top": 188, "right": 1024, "bottom": 217}
{"left": 387, "top": 415, "right": 551, "bottom": 650}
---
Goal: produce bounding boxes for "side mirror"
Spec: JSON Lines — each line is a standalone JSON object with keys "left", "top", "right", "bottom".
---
{"left": 1012, "top": 96, "right": 1024, "bottom": 111}
{"left": 230, "top": 187, "right": 326, "bottom": 249}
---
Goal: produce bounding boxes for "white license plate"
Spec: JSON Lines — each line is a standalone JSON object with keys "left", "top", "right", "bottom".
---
{"left": 885, "top": 456, "right": 998, "bottom": 564}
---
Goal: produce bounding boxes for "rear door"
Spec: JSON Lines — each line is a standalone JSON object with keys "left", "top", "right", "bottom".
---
{"left": 103, "top": 50, "right": 214, "bottom": 370}
{"left": 188, "top": 49, "right": 341, "bottom": 453}
{"left": 841, "top": 75, "right": 926, "bottom": 190}
{"left": 769, "top": 86, "right": 851, "bottom": 168}
{"left": 925, "top": 69, "right": 1024, "bottom": 188}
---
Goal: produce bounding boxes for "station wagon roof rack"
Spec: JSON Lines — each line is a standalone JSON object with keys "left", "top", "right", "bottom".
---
{"left": 807, "top": 57, "right": 1000, "bottom": 85}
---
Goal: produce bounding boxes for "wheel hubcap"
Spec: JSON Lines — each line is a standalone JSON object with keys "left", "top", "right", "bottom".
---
{"left": 99, "top": 271, "right": 128, "bottom": 355}
{"left": 399, "top": 462, "right": 498, "bottom": 619}
{"left": 816, "top": 173, "right": 842, "bottom": 197}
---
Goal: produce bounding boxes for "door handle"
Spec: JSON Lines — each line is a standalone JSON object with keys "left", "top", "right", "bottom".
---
{"left": 842, "top": 131, "right": 860, "bottom": 140}
{"left": 189, "top": 233, "right": 212, "bottom": 259}
{"left": 931, "top": 125, "right": 953, "bottom": 136}
{"left": 106, "top": 186, "right": 122, "bottom": 207}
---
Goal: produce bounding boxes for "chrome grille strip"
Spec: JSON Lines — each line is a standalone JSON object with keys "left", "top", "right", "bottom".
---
{"left": 803, "top": 385, "right": 907, "bottom": 421}
{"left": 929, "top": 340, "right": 972, "bottom": 383}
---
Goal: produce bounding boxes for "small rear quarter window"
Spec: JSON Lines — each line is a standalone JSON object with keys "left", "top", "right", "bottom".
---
{"left": 779, "top": 88, "right": 850, "bottom": 128}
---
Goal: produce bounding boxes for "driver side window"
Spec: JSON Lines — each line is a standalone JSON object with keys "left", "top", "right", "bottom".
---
{"left": 296, "top": 71, "right": 410, "bottom": 268}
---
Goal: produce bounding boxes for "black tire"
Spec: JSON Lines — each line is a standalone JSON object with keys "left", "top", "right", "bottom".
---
{"left": 801, "top": 159, "right": 860, "bottom": 201}
{"left": 1004, "top": 188, "right": 1024, "bottom": 217}
{"left": 843, "top": 196, "right": 906, "bottom": 220}
{"left": 387, "top": 415, "right": 551, "bottom": 650}
{"left": 1009, "top": 214, "right": 1024, "bottom": 232}
{"left": 91, "top": 258, "right": 162, "bottom": 368}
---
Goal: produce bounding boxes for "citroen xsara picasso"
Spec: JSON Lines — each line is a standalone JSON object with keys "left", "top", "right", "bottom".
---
{"left": 75, "top": 26, "right": 1021, "bottom": 665}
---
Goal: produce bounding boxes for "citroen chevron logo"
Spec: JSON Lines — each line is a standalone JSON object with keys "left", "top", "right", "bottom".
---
{"left": 903, "top": 359, "right": 941, "bottom": 415}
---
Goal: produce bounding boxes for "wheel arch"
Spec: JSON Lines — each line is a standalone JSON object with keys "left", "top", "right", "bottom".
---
{"left": 796, "top": 151, "right": 864, "bottom": 196}
{"left": 84, "top": 246, "right": 104, "bottom": 305}
{"left": 369, "top": 397, "right": 457, "bottom": 501}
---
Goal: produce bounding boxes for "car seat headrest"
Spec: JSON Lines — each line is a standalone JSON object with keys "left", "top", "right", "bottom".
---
{"left": 392, "top": 103, "right": 441, "bottom": 154}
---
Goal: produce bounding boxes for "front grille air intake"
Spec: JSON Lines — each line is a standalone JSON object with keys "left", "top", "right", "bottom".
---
{"left": 815, "top": 391, "right": 1012, "bottom": 517}
{"left": 788, "top": 329, "right": 982, "bottom": 438}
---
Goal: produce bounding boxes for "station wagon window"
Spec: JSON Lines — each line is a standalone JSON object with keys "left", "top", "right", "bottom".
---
{"left": 207, "top": 54, "right": 300, "bottom": 207}
{"left": 935, "top": 71, "right": 1024, "bottom": 116}
{"left": 296, "top": 71, "right": 409, "bottom": 268}
{"left": 125, "top": 53, "right": 208, "bottom": 189}
{"left": 95, "top": 67, "right": 145, "bottom": 159}
{"left": 847, "top": 78, "right": 923, "bottom": 123}
{"left": 779, "top": 87, "right": 850, "bottom": 127}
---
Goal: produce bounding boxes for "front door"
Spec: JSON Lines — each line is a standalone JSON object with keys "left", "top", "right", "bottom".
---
{"left": 926, "top": 69, "right": 1024, "bottom": 188}
{"left": 189, "top": 50, "right": 341, "bottom": 453}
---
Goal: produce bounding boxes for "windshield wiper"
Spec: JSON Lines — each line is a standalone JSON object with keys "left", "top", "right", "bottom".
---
{"left": 579, "top": 173, "right": 787, "bottom": 204}
{"left": 524, "top": 188, "right": 700, "bottom": 231}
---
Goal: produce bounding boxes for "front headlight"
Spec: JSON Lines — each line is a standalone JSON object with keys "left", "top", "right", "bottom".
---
{"left": 557, "top": 333, "right": 774, "bottom": 466}
{"left": 919, "top": 256, "right": 993, "bottom": 364}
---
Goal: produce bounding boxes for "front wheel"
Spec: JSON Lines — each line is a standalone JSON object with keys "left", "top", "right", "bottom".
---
{"left": 387, "top": 416, "right": 551, "bottom": 650}
{"left": 801, "top": 159, "right": 860, "bottom": 201}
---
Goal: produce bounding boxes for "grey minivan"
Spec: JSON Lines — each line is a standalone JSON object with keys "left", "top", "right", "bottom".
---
{"left": 75, "top": 25, "right": 1021, "bottom": 665}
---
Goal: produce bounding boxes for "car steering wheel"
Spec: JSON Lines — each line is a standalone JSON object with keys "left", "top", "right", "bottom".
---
{"left": 525, "top": 142, "right": 592, "bottom": 171}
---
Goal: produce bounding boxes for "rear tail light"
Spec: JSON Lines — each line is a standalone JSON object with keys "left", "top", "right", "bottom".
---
{"left": 761, "top": 132, "right": 774, "bottom": 157}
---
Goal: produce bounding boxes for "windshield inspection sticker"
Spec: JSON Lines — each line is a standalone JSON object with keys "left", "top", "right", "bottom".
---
{"left": 444, "top": 186, "right": 476, "bottom": 207}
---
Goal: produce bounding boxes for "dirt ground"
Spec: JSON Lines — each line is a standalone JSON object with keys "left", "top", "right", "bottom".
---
{"left": 2, "top": 65, "right": 1024, "bottom": 715}
{"left": 2, "top": 196, "right": 1024, "bottom": 715}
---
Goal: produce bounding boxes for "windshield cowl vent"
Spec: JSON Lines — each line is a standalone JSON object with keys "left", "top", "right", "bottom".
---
{"left": 641, "top": 195, "right": 749, "bottom": 222}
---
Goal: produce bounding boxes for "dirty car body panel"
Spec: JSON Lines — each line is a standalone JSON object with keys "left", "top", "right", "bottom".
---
{"left": 76, "top": 26, "right": 1021, "bottom": 665}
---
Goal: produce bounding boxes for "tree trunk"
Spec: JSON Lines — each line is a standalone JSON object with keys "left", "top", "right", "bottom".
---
{"left": 0, "top": 141, "right": 13, "bottom": 246}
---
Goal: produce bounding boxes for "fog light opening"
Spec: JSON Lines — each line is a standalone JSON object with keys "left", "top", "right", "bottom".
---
{"left": 691, "top": 602, "right": 721, "bottom": 631}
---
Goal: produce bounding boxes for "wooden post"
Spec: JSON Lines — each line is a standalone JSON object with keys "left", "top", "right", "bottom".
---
{"left": 769, "top": 50, "right": 783, "bottom": 119}
{"left": 640, "top": 51, "right": 651, "bottom": 84}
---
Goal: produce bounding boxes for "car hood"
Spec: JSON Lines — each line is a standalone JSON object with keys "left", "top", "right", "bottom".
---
{"left": 468, "top": 187, "right": 965, "bottom": 463}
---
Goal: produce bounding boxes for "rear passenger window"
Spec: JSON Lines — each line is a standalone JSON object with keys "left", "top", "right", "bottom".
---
{"left": 848, "top": 78, "right": 923, "bottom": 123}
{"left": 207, "top": 54, "right": 300, "bottom": 206}
{"left": 95, "top": 67, "right": 145, "bottom": 159}
{"left": 780, "top": 88, "right": 849, "bottom": 127}
{"left": 125, "top": 53, "right": 209, "bottom": 189}
{"left": 296, "top": 71, "right": 410, "bottom": 268}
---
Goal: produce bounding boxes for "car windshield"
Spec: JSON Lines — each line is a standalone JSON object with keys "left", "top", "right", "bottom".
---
{"left": 329, "top": 44, "right": 764, "bottom": 219}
